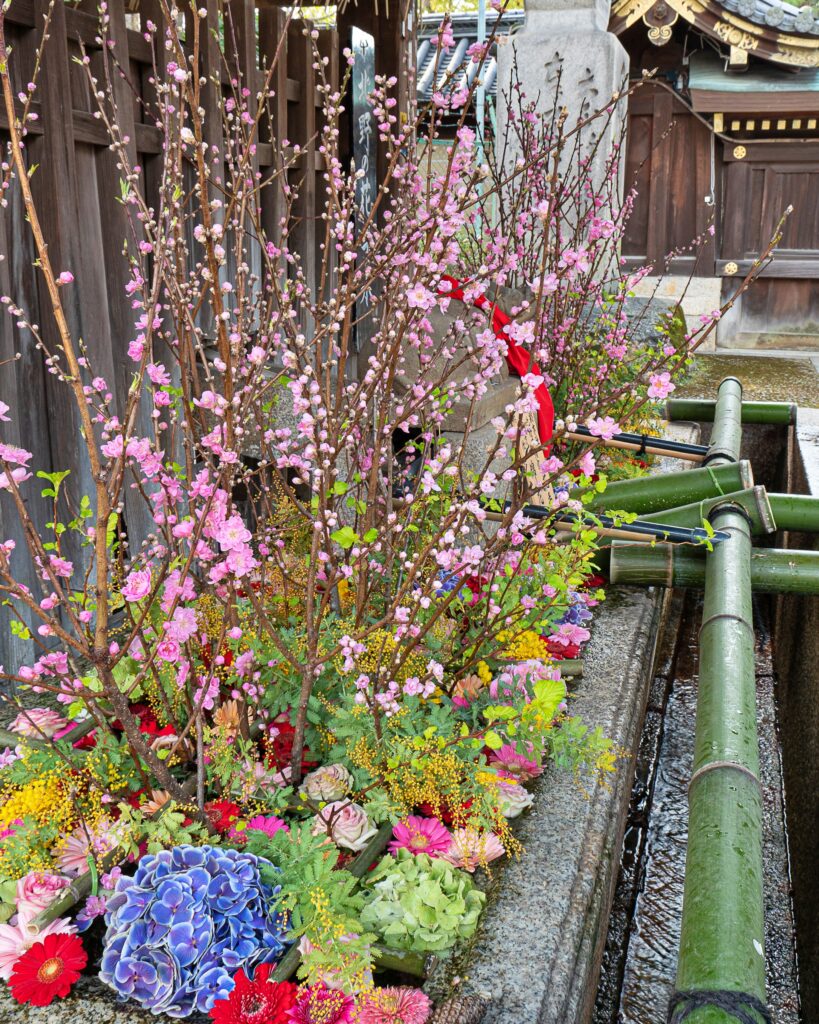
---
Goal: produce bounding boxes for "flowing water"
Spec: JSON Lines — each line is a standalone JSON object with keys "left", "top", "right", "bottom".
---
{"left": 593, "top": 593, "right": 801, "bottom": 1024}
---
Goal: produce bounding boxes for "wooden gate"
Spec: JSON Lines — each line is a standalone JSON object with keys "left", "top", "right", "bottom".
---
{"left": 0, "top": 0, "right": 339, "bottom": 672}
{"left": 718, "top": 140, "right": 819, "bottom": 347}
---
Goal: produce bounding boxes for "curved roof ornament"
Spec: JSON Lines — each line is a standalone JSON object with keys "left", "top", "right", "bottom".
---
{"left": 610, "top": 0, "right": 819, "bottom": 66}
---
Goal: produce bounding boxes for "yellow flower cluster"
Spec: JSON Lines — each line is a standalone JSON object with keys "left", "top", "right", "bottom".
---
{"left": 0, "top": 773, "right": 75, "bottom": 832}
{"left": 476, "top": 661, "right": 493, "bottom": 684}
{"left": 496, "top": 628, "right": 550, "bottom": 662}
{"left": 334, "top": 628, "right": 427, "bottom": 688}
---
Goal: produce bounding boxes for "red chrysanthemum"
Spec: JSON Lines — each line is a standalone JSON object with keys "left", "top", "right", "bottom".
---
{"left": 543, "top": 638, "right": 581, "bottom": 660}
{"left": 416, "top": 798, "right": 473, "bottom": 826}
{"left": 205, "top": 799, "right": 242, "bottom": 833}
{"left": 8, "top": 932, "right": 87, "bottom": 1007}
{"left": 263, "top": 718, "right": 318, "bottom": 773}
{"left": 210, "top": 964, "right": 297, "bottom": 1024}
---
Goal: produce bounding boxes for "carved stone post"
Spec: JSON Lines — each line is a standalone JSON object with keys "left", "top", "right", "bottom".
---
{"left": 496, "top": 0, "right": 629, "bottom": 199}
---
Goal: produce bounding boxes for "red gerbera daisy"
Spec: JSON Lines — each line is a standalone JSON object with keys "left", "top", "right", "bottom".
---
{"left": 210, "top": 964, "right": 297, "bottom": 1024}
{"left": 204, "top": 799, "right": 242, "bottom": 833}
{"left": 8, "top": 932, "right": 87, "bottom": 1007}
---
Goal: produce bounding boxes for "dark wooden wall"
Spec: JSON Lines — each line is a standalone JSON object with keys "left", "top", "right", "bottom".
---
{"left": 622, "top": 79, "right": 819, "bottom": 346}
{"left": 0, "top": 0, "right": 341, "bottom": 673}
{"left": 622, "top": 82, "right": 716, "bottom": 276}
{"left": 718, "top": 140, "right": 819, "bottom": 346}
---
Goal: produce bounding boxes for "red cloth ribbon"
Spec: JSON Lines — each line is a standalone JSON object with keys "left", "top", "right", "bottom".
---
{"left": 439, "top": 275, "right": 554, "bottom": 452}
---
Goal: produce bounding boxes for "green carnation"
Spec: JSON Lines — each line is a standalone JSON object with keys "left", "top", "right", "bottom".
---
{"left": 360, "top": 848, "right": 485, "bottom": 952}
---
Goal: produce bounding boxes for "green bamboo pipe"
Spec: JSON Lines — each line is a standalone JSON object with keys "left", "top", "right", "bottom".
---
{"left": 665, "top": 398, "right": 797, "bottom": 426}
{"left": 644, "top": 487, "right": 775, "bottom": 538}
{"left": 767, "top": 493, "right": 819, "bottom": 533}
{"left": 674, "top": 503, "right": 767, "bottom": 1023}
{"left": 610, "top": 543, "right": 819, "bottom": 594}
{"left": 574, "top": 460, "right": 752, "bottom": 516}
{"left": 703, "top": 377, "right": 743, "bottom": 466}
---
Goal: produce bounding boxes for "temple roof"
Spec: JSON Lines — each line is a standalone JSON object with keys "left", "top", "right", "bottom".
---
{"left": 416, "top": 10, "right": 525, "bottom": 102}
{"left": 719, "top": 0, "right": 819, "bottom": 37}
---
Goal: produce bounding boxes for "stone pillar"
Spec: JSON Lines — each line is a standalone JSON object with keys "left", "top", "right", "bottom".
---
{"left": 496, "top": 0, "right": 629, "bottom": 197}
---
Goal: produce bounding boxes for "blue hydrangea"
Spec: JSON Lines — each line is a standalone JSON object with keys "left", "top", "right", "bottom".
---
{"left": 557, "top": 591, "right": 593, "bottom": 627}
{"left": 100, "top": 844, "right": 289, "bottom": 1018}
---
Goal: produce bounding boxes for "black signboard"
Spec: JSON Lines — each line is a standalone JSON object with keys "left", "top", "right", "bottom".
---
{"left": 350, "top": 27, "right": 378, "bottom": 354}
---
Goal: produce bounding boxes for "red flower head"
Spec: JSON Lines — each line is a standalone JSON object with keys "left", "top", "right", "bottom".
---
{"left": 8, "top": 932, "right": 87, "bottom": 1007}
{"left": 416, "top": 798, "right": 473, "bottom": 827}
{"left": 205, "top": 799, "right": 242, "bottom": 833}
{"left": 210, "top": 963, "right": 297, "bottom": 1024}
{"left": 263, "top": 715, "right": 318, "bottom": 773}
{"left": 544, "top": 638, "right": 580, "bottom": 660}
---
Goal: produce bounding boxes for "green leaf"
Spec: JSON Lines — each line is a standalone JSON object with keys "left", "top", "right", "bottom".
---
{"left": 532, "top": 677, "right": 567, "bottom": 721}
{"left": 330, "top": 526, "right": 358, "bottom": 549}
{"left": 484, "top": 730, "right": 503, "bottom": 750}
{"left": 362, "top": 529, "right": 378, "bottom": 543}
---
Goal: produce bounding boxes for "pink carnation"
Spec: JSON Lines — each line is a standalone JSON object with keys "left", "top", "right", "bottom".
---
{"left": 286, "top": 984, "right": 355, "bottom": 1024}
{"left": 388, "top": 815, "right": 452, "bottom": 858}
{"left": 443, "top": 829, "right": 505, "bottom": 873}
{"left": 8, "top": 708, "right": 68, "bottom": 739}
{"left": 15, "top": 872, "right": 70, "bottom": 918}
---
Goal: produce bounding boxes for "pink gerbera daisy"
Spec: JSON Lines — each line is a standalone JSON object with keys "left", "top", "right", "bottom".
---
{"left": 388, "top": 815, "right": 452, "bottom": 858}
{"left": 356, "top": 986, "right": 432, "bottom": 1024}
{"left": 487, "top": 743, "right": 543, "bottom": 782}
{"left": 286, "top": 984, "right": 355, "bottom": 1024}
{"left": 228, "top": 815, "right": 289, "bottom": 844}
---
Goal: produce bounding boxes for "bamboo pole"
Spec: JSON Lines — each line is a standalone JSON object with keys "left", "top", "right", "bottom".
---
{"left": 564, "top": 427, "right": 707, "bottom": 463}
{"left": 573, "top": 460, "right": 752, "bottom": 516}
{"left": 703, "top": 377, "right": 743, "bottom": 466}
{"left": 767, "top": 493, "right": 819, "bottom": 533}
{"left": 610, "top": 543, "right": 819, "bottom": 595}
{"left": 665, "top": 398, "right": 797, "bottom": 426}
{"left": 485, "top": 505, "right": 729, "bottom": 545}
{"left": 674, "top": 502, "right": 767, "bottom": 1024}
{"left": 643, "top": 487, "right": 776, "bottom": 538}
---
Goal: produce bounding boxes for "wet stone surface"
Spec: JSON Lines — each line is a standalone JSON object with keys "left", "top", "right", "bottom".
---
{"left": 593, "top": 593, "right": 801, "bottom": 1024}
{"left": 679, "top": 355, "right": 819, "bottom": 408}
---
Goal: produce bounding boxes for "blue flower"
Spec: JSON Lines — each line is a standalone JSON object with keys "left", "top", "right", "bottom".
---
{"left": 100, "top": 844, "right": 289, "bottom": 1018}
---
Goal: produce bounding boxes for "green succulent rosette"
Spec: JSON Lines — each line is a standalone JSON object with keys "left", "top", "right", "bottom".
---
{"left": 360, "top": 848, "right": 485, "bottom": 952}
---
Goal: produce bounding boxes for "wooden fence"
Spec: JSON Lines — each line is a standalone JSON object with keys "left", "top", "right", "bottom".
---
{"left": 0, "top": 0, "right": 340, "bottom": 673}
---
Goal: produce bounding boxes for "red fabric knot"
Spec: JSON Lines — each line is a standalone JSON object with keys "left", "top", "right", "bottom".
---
{"left": 439, "top": 275, "right": 554, "bottom": 453}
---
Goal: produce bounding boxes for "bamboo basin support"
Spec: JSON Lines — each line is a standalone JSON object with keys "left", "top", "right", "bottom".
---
{"left": 674, "top": 503, "right": 768, "bottom": 1023}
{"left": 703, "top": 377, "right": 743, "bottom": 466}
{"left": 767, "top": 493, "right": 819, "bottom": 533}
{"left": 609, "top": 543, "right": 819, "bottom": 595}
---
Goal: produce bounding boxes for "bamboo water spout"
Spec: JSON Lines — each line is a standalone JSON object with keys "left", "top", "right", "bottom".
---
{"left": 572, "top": 460, "right": 752, "bottom": 516}
{"left": 643, "top": 486, "right": 775, "bottom": 538}
{"left": 665, "top": 398, "right": 797, "bottom": 426}
{"left": 703, "top": 377, "right": 743, "bottom": 466}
